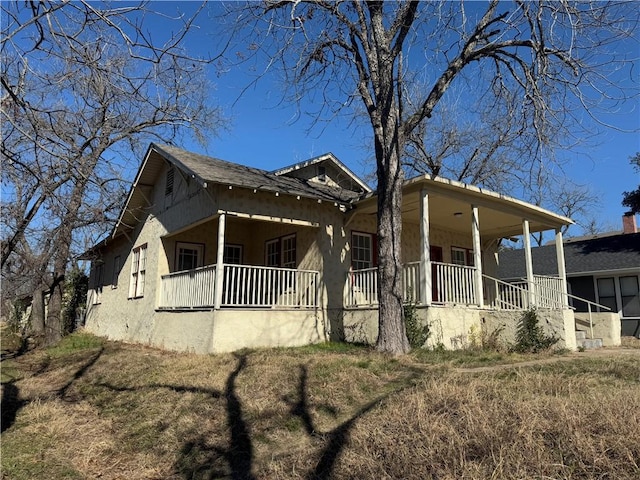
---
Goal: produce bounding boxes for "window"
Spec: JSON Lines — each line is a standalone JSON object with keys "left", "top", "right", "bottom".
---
{"left": 451, "top": 247, "right": 474, "bottom": 266}
{"left": 129, "top": 244, "right": 147, "bottom": 298}
{"left": 352, "top": 232, "right": 374, "bottom": 270}
{"left": 265, "top": 234, "right": 297, "bottom": 268}
{"left": 176, "top": 242, "right": 203, "bottom": 271}
{"left": 112, "top": 255, "right": 121, "bottom": 288}
{"left": 596, "top": 277, "right": 617, "bottom": 313}
{"left": 92, "top": 262, "right": 104, "bottom": 304}
{"left": 451, "top": 247, "right": 467, "bottom": 266}
{"left": 282, "top": 235, "right": 296, "bottom": 268}
{"left": 620, "top": 276, "right": 640, "bottom": 317}
{"left": 265, "top": 239, "right": 280, "bottom": 267}
{"left": 224, "top": 244, "right": 243, "bottom": 265}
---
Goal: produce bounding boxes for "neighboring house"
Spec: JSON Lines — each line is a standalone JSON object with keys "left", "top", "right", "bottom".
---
{"left": 84, "top": 143, "right": 581, "bottom": 354}
{"left": 499, "top": 213, "right": 640, "bottom": 339}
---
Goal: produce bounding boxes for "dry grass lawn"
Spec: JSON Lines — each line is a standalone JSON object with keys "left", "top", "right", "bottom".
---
{"left": 1, "top": 332, "right": 639, "bottom": 479}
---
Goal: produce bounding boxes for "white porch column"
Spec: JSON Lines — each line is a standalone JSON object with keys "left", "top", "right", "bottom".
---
{"left": 214, "top": 212, "right": 226, "bottom": 309}
{"left": 471, "top": 205, "right": 484, "bottom": 307}
{"left": 419, "top": 188, "right": 432, "bottom": 306}
{"left": 555, "top": 227, "right": 568, "bottom": 308}
{"left": 522, "top": 219, "right": 535, "bottom": 307}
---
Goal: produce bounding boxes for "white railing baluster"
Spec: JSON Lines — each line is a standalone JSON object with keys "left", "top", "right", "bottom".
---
{"left": 159, "top": 264, "right": 318, "bottom": 309}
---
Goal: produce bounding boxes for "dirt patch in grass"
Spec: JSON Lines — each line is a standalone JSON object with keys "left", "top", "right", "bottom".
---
{"left": 2, "top": 333, "right": 639, "bottom": 479}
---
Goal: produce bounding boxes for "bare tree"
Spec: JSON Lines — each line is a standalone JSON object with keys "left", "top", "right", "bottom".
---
{"left": 622, "top": 153, "right": 640, "bottom": 214}
{"left": 1, "top": 1, "right": 221, "bottom": 344}
{"left": 223, "top": 1, "right": 637, "bottom": 354}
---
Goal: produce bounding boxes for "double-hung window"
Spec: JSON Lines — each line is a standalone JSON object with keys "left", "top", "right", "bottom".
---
{"left": 129, "top": 244, "right": 147, "bottom": 298}
{"left": 596, "top": 277, "right": 617, "bottom": 313}
{"left": 92, "top": 262, "right": 104, "bottom": 304}
{"left": 351, "top": 232, "right": 374, "bottom": 270}
{"left": 620, "top": 276, "right": 640, "bottom": 317}
{"left": 112, "top": 255, "right": 121, "bottom": 289}
{"left": 451, "top": 247, "right": 474, "bottom": 266}
{"left": 265, "top": 234, "right": 296, "bottom": 268}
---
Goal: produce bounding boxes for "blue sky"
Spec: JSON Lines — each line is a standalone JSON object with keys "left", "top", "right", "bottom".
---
{"left": 171, "top": 2, "right": 639, "bottom": 235}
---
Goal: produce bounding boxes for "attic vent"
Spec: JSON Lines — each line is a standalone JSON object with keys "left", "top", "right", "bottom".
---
{"left": 165, "top": 167, "right": 175, "bottom": 196}
{"left": 318, "top": 165, "right": 326, "bottom": 183}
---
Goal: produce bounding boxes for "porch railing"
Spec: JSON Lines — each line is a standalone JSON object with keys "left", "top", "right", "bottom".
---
{"left": 432, "top": 262, "right": 477, "bottom": 305}
{"left": 159, "top": 264, "right": 318, "bottom": 309}
{"left": 222, "top": 264, "right": 318, "bottom": 308}
{"left": 344, "top": 261, "right": 478, "bottom": 307}
{"left": 484, "top": 274, "right": 569, "bottom": 310}
{"left": 160, "top": 264, "right": 217, "bottom": 308}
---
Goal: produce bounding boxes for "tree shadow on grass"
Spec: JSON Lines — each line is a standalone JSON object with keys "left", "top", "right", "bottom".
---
{"left": 1, "top": 347, "right": 103, "bottom": 433}
{"left": 283, "top": 364, "right": 403, "bottom": 480}
{"left": 170, "top": 352, "right": 256, "bottom": 480}
{"left": 99, "top": 352, "right": 419, "bottom": 479}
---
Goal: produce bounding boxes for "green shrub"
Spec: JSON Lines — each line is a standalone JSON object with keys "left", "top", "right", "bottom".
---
{"left": 404, "top": 300, "right": 430, "bottom": 350}
{"left": 512, "top": 308, "right": 558, "bottom": 353}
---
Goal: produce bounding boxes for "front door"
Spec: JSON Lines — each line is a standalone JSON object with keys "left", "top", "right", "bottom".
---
{"left": 430, "top": 246, "right": 443, "bottom": 302}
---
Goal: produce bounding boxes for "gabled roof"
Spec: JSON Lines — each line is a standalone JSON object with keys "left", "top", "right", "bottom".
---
{"left": 498, "top": 232, "right": 640, "bottom": 279}
{"left": 112, "top": 143, "right": 366, "bottom": 239}
{"left": 272, "top": 152, "right": 372, "bottom": 193}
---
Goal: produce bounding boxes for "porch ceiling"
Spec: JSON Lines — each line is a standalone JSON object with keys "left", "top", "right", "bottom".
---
{"left": 354, "top": 176, "right": 572, "bottom": 239}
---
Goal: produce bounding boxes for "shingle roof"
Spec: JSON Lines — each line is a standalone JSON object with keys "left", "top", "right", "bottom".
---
{"left": 154, "top": 144, "right": 364, "bottom": 204}
{"left": 498, "top": 232, "right": 640, "bottom": 279}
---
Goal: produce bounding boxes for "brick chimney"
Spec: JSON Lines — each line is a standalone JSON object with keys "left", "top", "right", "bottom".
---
{"left": 623, "top": 212, "right": 638, "bottom": 234}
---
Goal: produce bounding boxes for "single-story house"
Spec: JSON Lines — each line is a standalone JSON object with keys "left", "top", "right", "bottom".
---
{"left": 499, "top": 213, "right": 639, "bottom": 340}
{"left": 84, "top": 143, "right": 588, "bottom": 353}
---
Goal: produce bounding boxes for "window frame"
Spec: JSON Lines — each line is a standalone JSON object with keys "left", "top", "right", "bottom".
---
{"left": 129, "top": 244, "right": 148, "bottom": 299}
{"left": 351, "top": 231, "right": 376, "bottom": 271}
{"left": 265, "top": 233, "right": 297, "bottom": 268}
{"left": 619, "top": 275, "right": 640, "bottom": 318}
{"left": 112, "top": 255, "right": 121, "bottom": 289}
{"left": 596, "top": 276, "right": 618, "bottom": 314}
{"left": 451, "top": 246, "right": 474, "bottom": 267}
{"left": 175, "top": 242, "right": 204, "bottom": 272}
{"left": 92, "top": 262, "right": 104, "bottom": 304}
{"left": 223, "top": 244, "right": 243, "bottom": 265}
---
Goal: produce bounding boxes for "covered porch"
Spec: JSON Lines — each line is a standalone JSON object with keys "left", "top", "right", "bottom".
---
{"left": 157, "top": 210, "right": 320, "bottom": 310}
{"left": 344, "top": 176, "right": 573, "bottom": 312}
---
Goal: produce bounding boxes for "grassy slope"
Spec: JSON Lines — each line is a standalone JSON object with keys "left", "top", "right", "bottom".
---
{"left": 1, "top": 333, "right": 639, "bottom": 480}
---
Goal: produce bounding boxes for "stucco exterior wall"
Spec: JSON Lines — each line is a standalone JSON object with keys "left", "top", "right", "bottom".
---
{"left": 482, "top": 308, "right": 577, "bottom": 351}
{"left": 341, "top": 306, "right": 578, "bottom": 351}
{"left": 85, "top": 307, "right": 324, "bottom": 354}
{"left": 574, "top": 312, "right": 621, "bottom": 346}
{"left": 341, "top": 306, "right": 482, "bottom": 349}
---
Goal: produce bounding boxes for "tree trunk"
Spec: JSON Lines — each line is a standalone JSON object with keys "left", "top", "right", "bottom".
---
{"left": 43, "top": 172, "right": 90, "bottom": 345}
{"left": 373, "top": 114, "right": 410, "bottom": 354}
{"left": 375, "top": 151, "right": 410, "bottom": 354}
{"left": 45, "top": 279, "right": 64, "bottom": 345}
{"left": 29, "top": 288, "right": 46, "bottom": 343}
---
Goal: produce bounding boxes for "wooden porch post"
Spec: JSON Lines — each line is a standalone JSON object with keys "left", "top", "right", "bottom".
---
{"left": 214, "top": 212, "right": 226, "bottom": 309}
{"left": 419, "top": 188, "right": 432, "bottom": 306}
{"left": 522, "top": 219, "right": 535, "bottom": 307}
{"left": 471, "top": 205, "right": 484, "bottom": 307}
{"left": 555, "top": 228, "right": 568, "bottom": 308}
